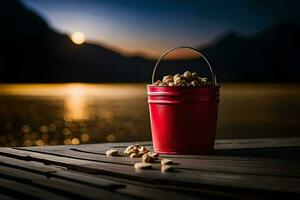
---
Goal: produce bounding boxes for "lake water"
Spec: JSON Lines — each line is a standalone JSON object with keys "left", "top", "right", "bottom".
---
{"left": 0, "top": 83, "right": 299, "bottom": 147}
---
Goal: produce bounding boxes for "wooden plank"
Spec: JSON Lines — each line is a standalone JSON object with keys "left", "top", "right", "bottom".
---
{"left": 0, "top": 155, "right": 202, "bottom": 199}
{"left": 0, "top": 155, "right": 126, "bottom": 190}
{"left": 19, "top": 137, "right": 300, "bottom": 154}
{"left": 15, "top": 146, "right": 300, "bottom": 180}
{"left": 20, "top": 137, "right": 300, "bottom": 161}
{"left": 0, "top": 149, "right": 206, "bottom": 197}
{"left": 20, "top": 142, "right": 152, "bottom": 152}
{"left": 214, "top": 147, "right": 300, "bottom": 159}
{"left": 0, "top": 166, "right": 134, "bottom": 200}
{"left": 67, "top": 138, "right": 300, "bottom": 160}
{"left": 0, "top": 193, "right": 18, "bottom": 200}
{"left": 0, "top": 178, "right": 70, "bottom": 200}
{"left": 215, "top": 137, "right": 300, "bottom": 149}
{"left": 62, "top": 137, "right": 300, "bottom": 150}
{"left": 2, "top": 137, "right": 300, "bottom": 199}
{"left": 0, "top": 154, "right": 288, "bottom": 200}
{"left": 15, "top": 147, "right": 300, "bottom": 179}
{"left": 93, "top": 174, "right": 270, "bottom": 200}
{"left": 55, "top": 171, "right": 202, "bottom": 200}
{"left": 0, "top": 148, "right": 300, "bottom": 196}
{"left": 0, "top": 155, "right": 61, "bottom": 174}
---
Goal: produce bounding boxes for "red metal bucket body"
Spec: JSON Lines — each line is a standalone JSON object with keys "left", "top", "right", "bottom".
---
{"left": 147, "top": 85, "right": 220, "bottom": 154}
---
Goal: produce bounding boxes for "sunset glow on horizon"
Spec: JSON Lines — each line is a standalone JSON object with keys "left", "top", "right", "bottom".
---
{"left": 21, "top": 0, "right": 299, "bottom": 58}
{"left": 71, "top": 31, "right": 86, "bottom": 44}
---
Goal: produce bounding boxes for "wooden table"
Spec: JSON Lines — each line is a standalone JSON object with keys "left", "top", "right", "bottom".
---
{"left": 0, "top": 137, "right": 299, "bottom": 200}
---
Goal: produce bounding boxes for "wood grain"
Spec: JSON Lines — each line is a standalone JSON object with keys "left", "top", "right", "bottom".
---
{"left": 0, "top": 138, "right": 299, "bottom": 199}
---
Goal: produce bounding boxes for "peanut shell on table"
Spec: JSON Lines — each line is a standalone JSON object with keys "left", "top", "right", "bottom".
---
{"left": 106, "top": 149, "right": 118, "bottom": 157}
{"left": 161, "top": 165, "right": 174, "bottom": 172}
{"left": 130, "top": 153, "right": 139, "bottom": 158}
{"left": 142, "top": 153, "right": 155, "bottom": 163}
{"left": 148, "top": 152, "right": 159, "bottom": 159}
{"left": 161, "top": 159, "right": 173, "bottom": 165}
{"left": 134, "top": 162, "right": 152, "bottom": 170}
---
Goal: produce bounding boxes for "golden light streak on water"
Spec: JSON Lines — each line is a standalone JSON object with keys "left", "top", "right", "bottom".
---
{"left": 0, "top": 83, "right": 145, "bottom": 121}
{"left": 0, "top": 83, "right": 299, "bottom": 148}
{"left": 64, "top": 85, "right": 88, "bottom": 121}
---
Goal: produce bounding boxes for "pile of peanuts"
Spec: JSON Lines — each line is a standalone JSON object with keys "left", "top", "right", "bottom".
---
{"left": 106, "top": 144, "right": 174, "bottom": 172}
{"left": 153, "top": 71, "right": 210, "bottom": 87}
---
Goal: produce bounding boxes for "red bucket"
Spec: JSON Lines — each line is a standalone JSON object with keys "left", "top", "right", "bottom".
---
{"left": 147, "top": 46, "right": 220, "bottom": 154}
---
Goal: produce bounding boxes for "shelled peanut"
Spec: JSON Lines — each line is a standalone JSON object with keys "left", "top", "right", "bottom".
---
{"left": 124, "top": 144, "right": 158, "bottom": 163}
{"left": 120, "top": 144, "right": 176, "bottom": 172}
{"left": 153, "top": 71, "right": 210, "bottom": 86}
{"left": 124, "top": 144, "right": 150, "bottom": 157}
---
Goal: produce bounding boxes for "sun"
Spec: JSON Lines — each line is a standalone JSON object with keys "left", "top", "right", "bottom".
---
{"left": 70, "top": 31, "right": 85, "bottom": 44}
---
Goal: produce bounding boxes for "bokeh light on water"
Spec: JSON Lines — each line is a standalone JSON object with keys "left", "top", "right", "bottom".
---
{"left": 0, "top": 83, "right": 299, "bottom": 147}
{"left": 0, "top": 83, "right": 150, "bottom": 147}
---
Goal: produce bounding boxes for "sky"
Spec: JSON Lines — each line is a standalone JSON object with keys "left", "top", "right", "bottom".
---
{"left": 21, "top": 0, "right": 300, "bottom": 58}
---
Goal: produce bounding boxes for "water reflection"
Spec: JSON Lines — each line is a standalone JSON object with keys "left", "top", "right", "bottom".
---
{"left": 64, "top": 84, "right": 88, "bottom": 121}
{"left": 0, "top": 83, "right": 150, "bottom": 147}
{"left": 0, "top": 83, "right": 299, "bottom": 147}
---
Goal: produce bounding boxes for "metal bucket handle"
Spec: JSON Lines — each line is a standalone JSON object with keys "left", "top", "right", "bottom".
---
{"left": 151, "top": 46, "right": 217, "bottom": 86}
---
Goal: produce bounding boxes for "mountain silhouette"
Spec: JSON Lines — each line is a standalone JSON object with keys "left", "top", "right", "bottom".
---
{"left": 200, "top": 21, "right": 300, "bottom": 82}
{"left": 0, "top": 0, "right": 299, "bottom": 83}
{"left": 0, "top": 0, "right": 154, "bottom": 83}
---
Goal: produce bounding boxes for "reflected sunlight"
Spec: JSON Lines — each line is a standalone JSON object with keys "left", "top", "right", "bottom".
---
{"left": 0, "top": 83, "right": 147, "bottom": 124}
{"left": 64, "top": 84, "right": 88, "bottom": 121}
